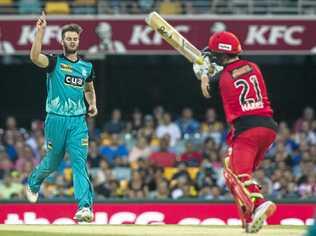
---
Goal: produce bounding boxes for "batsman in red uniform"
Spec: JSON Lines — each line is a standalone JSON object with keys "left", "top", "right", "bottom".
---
{"left": 193, "top": 31, "right": 278, "bottom": 233}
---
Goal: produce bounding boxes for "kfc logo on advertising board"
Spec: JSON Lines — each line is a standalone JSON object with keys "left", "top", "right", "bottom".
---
{"left": 0, "top": 16, "right": 315, "bottom": 54}
{"left": 18, "top": 25, "right": 61, "bottom": 46}
{"left": 245, "top": 25, "right": 305, "bottom": 46}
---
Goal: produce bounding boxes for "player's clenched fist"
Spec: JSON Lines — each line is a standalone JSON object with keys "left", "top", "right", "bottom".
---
{"left": 36, "top": 11, "right": 47, "bottom": 31}
{"left": 193, "top": 56, "right": 223, "bottom": 80}
{"left": 193, "top": 56, "right": 211, "bottom": 80}
{"left": 88, "top": 105, "right": 98, "bottom": 117}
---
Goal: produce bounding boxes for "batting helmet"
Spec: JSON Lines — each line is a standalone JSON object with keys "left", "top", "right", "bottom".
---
{"left": 208, "top": 31, "right": 242, "bottom": 54}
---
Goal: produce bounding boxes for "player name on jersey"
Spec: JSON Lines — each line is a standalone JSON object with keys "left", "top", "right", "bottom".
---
{"left": 241, "top": 101, "right": 264, "bottom": 112}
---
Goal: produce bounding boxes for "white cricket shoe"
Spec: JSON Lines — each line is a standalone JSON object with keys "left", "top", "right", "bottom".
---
{"left": 73, "top": 207, "right": 94, "bottom": 223}
{"left": 246, "top": 201, "right": 276, "bottom": 233}
{"left": 25, "top": 185, "right": 38, "bottom": 203}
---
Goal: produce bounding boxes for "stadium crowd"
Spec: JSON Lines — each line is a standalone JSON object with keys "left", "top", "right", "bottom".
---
{"left": 0, "top": 106, "right": 315, "bottom": 201}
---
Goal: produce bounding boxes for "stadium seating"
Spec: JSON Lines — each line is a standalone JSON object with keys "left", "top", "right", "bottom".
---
{"left": 298, "top": 0, "right": 316, "bottom": 14}
{"left": 45, "top": 1, "right": 70, "bottom": 15}
{"left": 158, "top": 0, "right": 182, "bottom": 15}
{"left": 72, "top": 0, "right": 97, "bottom": 14}
{"left": 164, "top": 167, "right": 199, "bottom": 180}
{"left": 0, "top": 0, "right": 15, "bottom": 14}
{"left": 18, "top": 0, "right": 41, "bottom": 14}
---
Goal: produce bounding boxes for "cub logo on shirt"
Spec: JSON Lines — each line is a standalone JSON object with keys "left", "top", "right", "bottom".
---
{"left": 64, "top": 75, "right": 84, "bottom": 88}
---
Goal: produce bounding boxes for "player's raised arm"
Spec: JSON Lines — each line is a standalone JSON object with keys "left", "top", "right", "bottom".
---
{"left": 30, "top": 11, "right": 49, "bottom": 68}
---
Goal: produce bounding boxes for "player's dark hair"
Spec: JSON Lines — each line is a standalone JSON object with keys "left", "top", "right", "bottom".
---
{"left": 61, "top": 24, "right": 83, "bottom": 39}
{"left": 225, "top": 53, "right": 239, "bottom": 60}
{"left": 211, "top": 52, "right": 239, "bottom": 66}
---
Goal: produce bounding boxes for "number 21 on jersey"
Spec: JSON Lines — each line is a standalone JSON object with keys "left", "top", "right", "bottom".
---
{"left": 234, "top": 75, "right": 264, "bottom": 112}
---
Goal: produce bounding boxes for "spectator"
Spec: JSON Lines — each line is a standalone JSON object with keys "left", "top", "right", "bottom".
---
{"left": 198, "top": 185, "right": 213, "bottom": 199}
{"left": 0, "top": 147, "right": 13, "bottom": 179}
{"left": 87, "top": 116, "right": 100, "bottom": 140}
{"left": 93, "top": 159, "right": 113, "bottom": 185}
{"left": 294, "top": 120, "right": 316, "bottom": 145}
{"left": 92, "top": 159, "right": 116, "bottom": 198}
{"left": 3, "top": 130, "right": 18, "bottom": 162}
{"left": 205, "top": 185, "right": 225, "bottom": 200}
{"left": 285, "top": 182, "right": 300, "bottom": 198}
{"left": 298, "top": 174, "right": 316, "bottom": 198}
{"left": 18, "top": 0, "right": 41, "bottom": 14}
{"left": 170, "top": 176, "right": 194, "bottom": 199}
{"left": 158, "top": 0, "right": 182, "bottom": 15}
{"left": 261, "top": 157, "right": 276, "bottom": 177}
{"left": 254, "top": 169, "right": 273, "bottom": 196}
{"left": 88, "top": 140, "right": 102, "bottom": 169}
{"left": 146, "top": 166, "right": 166, "bottom": 194}
{"left": 15, "top": 142, "right": 38, "bottom": 172}
{"left": 310, "top": 144, "right": 316, "bottom": 160}
{"left": 97, "top": 0, "right": 112, "bottom": 14}
{"left": 103, "top": 109, "right": 125, "bottom": 134}
{"left": 72, "top": 0, "right": 96, "bottom": 14}
{"left": 5, "top": 116, "right": 18, "bottom": 132}
{"left": 152, "top": 179, "right": 169, "bottom": 199}
{"left": 149, "top": 135, "right": 177, "bottom": 167}
{"left": 138, "top": 0, "right": 154, "bottom": 13}
{"left": 54, "top": 174, "right": 73, "bottom": 199}
{"left": 201, "top": 137, "right": 217, "bottom": 158}
{"left": 100, "top": 133, "right": 128, "bottom": 166}
{"left": 196, "top": 159, "right": 217, "bottom": 190}
{"left": 171, "top": 162, "right": 192, "bottom": 183}
{"left": 183, "top": 1, "right": 195, "bottom": 14}
{"left": 127, "top": 170, "right": 148, "bottom": 198}
{"left": 138, "top": 115, "right": 155, "bottom": 140}
{"left": 200, "top": 108, "right": 225, "bottom": 145}
{"left": 125, "top": 0, "right": 140, "bottom": 14}
{"left": 179, "top": 140, "right": 202, "bottom": 166}
{"left": 153, "top": 105, "right": 164, "bottom": 125}
{"left": 276, "top": 121, "right": 299, "bottom": 155}
{"left": 128, "top": 136, "right": 151, "bottom": 163}
{"left": 0, "top": 172, "right": 24, "bottom": 199}
{"left": 130, "top": 108, "right": 143, "bottom": 135}
{"left": 294, "top": 106, "right": 314, "bottom": 132}
{"left": 176, "top": 107, "right": 199, "bottom": 137}
{"left": 25, "top": 120, "right": 44, "bottom": 160}
{"left": 156, "top": 112, "right": 181, "bottom": 146}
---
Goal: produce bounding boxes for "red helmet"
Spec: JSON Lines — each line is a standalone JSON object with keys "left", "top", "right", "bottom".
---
{"left": 208, "top": 31, "right": 242, "bottom": 54}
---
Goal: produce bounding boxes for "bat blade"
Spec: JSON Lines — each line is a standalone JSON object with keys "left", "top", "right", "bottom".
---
{"left": 146, "top": 12, "right": 204, "bottom": 65}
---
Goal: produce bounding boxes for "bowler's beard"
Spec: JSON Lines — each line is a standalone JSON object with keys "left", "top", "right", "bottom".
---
{"left": 63, "top": 44, "right": 78, "bottom": 55}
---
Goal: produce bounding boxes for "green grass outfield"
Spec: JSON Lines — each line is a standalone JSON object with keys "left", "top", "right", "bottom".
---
{"left": 0, "top": 225, "right": 307, "bottom": 236}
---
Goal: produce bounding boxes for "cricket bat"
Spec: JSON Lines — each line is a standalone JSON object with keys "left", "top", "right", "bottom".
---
{"left": 145, "top": 11, "right": 204, "bottom": 65}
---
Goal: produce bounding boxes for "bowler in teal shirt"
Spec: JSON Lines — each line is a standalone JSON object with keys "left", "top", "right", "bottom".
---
{"left": 26, "top": 12, "right": 97, "bottom": 223}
